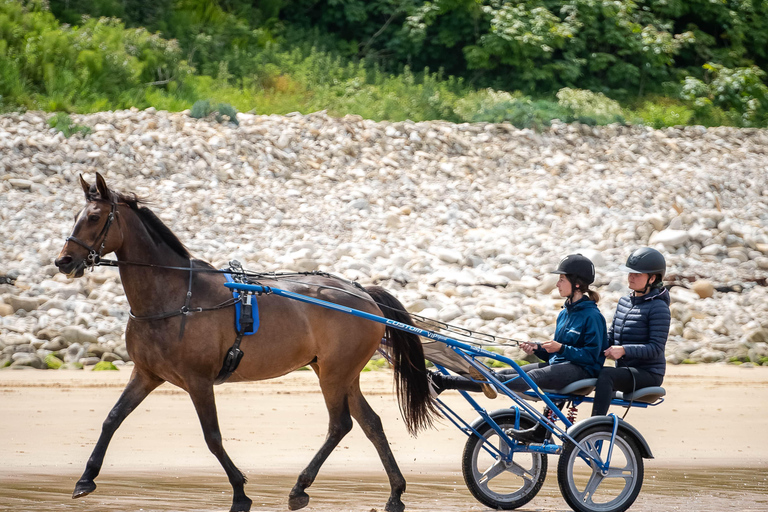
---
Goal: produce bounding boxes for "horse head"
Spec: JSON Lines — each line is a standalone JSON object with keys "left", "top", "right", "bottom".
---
{"left": 55, "top": 172, "right": 123, "bottom": 277}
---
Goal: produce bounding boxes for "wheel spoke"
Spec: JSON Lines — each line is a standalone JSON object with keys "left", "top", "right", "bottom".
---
{"left": 497, "top": 435, "right": 511, "bottom": 457}
{"left": 605, "top": 465, "right": 634, "bottom": 479}
{"left": 478, "top": 460, "right": 507, "bottom": 485}
{"left": 576, "top": 471, "right": 604, "bottom": 506}
{"left": 506, "top": 460, "right": 535, "bottom": 481}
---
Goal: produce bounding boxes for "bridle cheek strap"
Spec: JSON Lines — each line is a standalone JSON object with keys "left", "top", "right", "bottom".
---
{"left": 66, "top": 202, "right": 117, "bottom": 268}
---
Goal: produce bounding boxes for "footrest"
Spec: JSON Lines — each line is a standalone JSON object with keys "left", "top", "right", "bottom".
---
{"left": 542, "top": 378, "right": 598, "bottom": 396}
{"left": 614, "top": 386, "right": 666, "bottom": 404}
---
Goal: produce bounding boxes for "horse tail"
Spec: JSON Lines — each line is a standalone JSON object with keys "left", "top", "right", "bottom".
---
{"left": 364, "top": 285, "right": 439, "bottom": 435}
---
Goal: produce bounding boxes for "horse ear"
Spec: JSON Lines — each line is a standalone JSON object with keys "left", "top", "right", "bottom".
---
{"left": 95, "top": 172, "right": 109, "bottom": 200}
{"left": 79, "top": 174, "right": 91, "bottom": 196}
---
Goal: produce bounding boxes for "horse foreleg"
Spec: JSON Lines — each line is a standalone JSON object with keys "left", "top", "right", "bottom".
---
{"left": 349, "top": 384, "right": 407, "bottom": 512}
{"left": 73, "top": 369, "right": 163, "bottom": 499}
{"left": 188, "top": 384, "right": 251, "bottom": 512}
{"left": 288, "top": 392, "right": 353, "bottom": 510}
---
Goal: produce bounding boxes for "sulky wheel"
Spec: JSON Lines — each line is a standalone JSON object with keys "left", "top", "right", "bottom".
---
{"left": 557, "top": 425, "right": 644, "bottom": 512}
{"left": 461, "top": 416, "right": 548, "bottom": 510}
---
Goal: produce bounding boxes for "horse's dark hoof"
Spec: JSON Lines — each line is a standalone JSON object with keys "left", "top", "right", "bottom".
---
{"left": 385, "top": 497, "right": 405, "bottom": 512}
{"left": 72, "top": 480, "right": 97, "bottom": 499}
{"left": 288, "top": 491, "right": 310, "bottom": 510}
{"left": 230, "top": 496, "right": 252, "bottom": 512}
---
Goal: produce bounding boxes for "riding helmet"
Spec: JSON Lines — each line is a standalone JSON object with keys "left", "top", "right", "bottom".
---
{"left": 619, "top": 247, "right": 666, "bottom": 278}
{"left": 551, "top": 254, "right": 595, "bottom": 285}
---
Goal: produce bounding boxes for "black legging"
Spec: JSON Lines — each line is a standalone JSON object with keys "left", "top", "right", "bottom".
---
{"left": 591, "top": 367, "right": 663, "bottom": 416}
{"left": 496, "top": 362, "right": 593, "bottom": 392}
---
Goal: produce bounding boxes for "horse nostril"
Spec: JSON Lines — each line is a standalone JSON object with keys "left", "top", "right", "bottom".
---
{"left": 55, "top": 256, "right": 72, "bottom": 268}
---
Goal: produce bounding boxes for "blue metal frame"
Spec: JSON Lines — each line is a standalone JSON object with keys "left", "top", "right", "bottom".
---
{"left": 224, "top": 282, "right": 659, "bottom": 470}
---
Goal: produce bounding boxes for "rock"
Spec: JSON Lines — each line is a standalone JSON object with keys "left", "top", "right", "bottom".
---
{"left": 577, "top": 249, "right": 605, "bottom": 268}
{"left": 113, "top": 345, "right": 131, "bottom": 363}
{"left": 10, "top": 354, "right": 45, "bottom": 369}
{"left": 536, "top": 274, "right": 559, "bottom": 294}
{"left": 9, "top": 178, "right": 33, "bottom": 190}
{"left": 60, "top": 326, "right": 99, "bottom": 345}
{"left": 100, "top": 352, "right": 122, "bottom": 362}
{"left": 0, "top": 303, "right": 13, "bottom": 316}
{"left": 86, "top": 344, "right": 109, "bottom": 358}
{"left": 691, "top": 280, "right": 715, "bottom": 299}
{"left": 92, "top": 361, "right": 118, "bottom": 371}
{"left": 747, "top": 343, "right": 768, "bottom": 363}
{"left": 63, "top": 343, "right": 85, "bottom": 363}
{"left": 743, "top": 329, "right": 768, "bottom": 346}
{"left": 649, "top": 229, "right": 690, "bottom": 247}
{"left": 669, "top": 287, "right": 701, "bottom": 304}
{"left": 476, "top": 306, "right": 520, "bottom": 321}
{"left": 79, "top": 356, "right": 101, "bottom": 366}
{"left": 688, "top": 348, "right": 726, "bottom": 363}
{"left": 431, "top": 248, "right": 464, "bottom": 264}
{"left": 36, "top": 328, "right": 61, "bottom": 341}
{"left": 9, "top": 295, "right": 41, "bottom": 313}
{"left": 755, "top": 257, "right": 768, "bottom": 270}
{"left": 45, "top": 354, "right": 64, "bottom": 369}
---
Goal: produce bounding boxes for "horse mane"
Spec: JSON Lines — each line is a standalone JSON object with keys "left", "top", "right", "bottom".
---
{"left": 88, "top": 184, "right": 191, "bottom": 259}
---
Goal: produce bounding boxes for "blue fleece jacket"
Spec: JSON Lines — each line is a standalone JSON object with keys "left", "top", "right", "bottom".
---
{"left": 609, "top": 287, "right": 671, "bottom": 376}
{"left": 533, "top": 297, "right": 608, "bottom": 378}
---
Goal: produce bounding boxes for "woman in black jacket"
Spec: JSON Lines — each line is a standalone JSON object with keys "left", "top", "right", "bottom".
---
{"left": 591, "top": 247, "right": 671, "bottom": 416}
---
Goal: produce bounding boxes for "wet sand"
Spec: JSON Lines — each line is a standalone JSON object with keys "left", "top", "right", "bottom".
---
{"left": 1, "top": 365, "right": 767, "bottom": 511}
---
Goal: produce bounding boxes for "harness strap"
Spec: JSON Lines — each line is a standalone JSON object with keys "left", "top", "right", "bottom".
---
{"left": 214, "top": 293, "right": 254, "bottom": 385}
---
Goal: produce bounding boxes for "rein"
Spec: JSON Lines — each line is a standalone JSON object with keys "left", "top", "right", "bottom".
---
{"left": 67, "top": 201, "right": 525, "bottom": 348}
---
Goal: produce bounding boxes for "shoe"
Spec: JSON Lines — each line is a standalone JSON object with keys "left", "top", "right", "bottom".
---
{"left": 427, "top": 372, "right": 442, "bottom": 399}
{"left": 508, "top": 423, "right": 550, "bottom": 444}
{"left": 468, "top": 367, "right": 498, "bottom": 399}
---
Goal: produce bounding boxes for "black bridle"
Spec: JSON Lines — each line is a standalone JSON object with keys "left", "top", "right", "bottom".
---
{"left": 66, "top": 200, "right": 118, "bottom": 270}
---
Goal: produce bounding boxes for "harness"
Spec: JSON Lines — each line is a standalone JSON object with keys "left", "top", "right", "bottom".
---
{"left": 65, "top": 198, "right": 536, "bottom": 385}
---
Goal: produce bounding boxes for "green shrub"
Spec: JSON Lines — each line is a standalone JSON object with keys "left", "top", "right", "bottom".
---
{"left": 190, "top": 99, "right": 213, "bottom": 118}
{"left": 48, "top": 112, "right": 91, "bottom": 136}
{"left": 190, "top": 99, "right": 239, "bottom": 124}
{"left": 216, "top": 102, "right": 238, "bottom": 125}
{"left": 635, "top": 100, "right": 695, "bottom": 128}
{"left": 556, "top": 88, "right": 625, "bottom": 125}
{"left": 681, "top": 63, "right": 768, "bottom": 127}
{"left": 455, "top": 88, "right": 572, "bottom": 128}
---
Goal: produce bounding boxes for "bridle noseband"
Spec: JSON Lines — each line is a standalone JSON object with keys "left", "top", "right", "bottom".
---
{"left": 66, "top": 200, "right": 117, "bottom": 269}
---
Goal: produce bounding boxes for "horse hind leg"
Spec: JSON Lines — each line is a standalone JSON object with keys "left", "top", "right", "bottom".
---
{"left": 348, "top": 382, "right": 406, "bottom": 512}
{"left": 188, "top": 383, "right": 252, "bottom": 512}
{"left": 73, "top": 369, "right": 163, "bottom": 499}
{"left": 288, "top": 384, "right": 354, "bottom": 510}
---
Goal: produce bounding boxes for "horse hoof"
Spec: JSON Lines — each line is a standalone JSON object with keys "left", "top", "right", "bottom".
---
{"left": 230, "top": 496, "right": 252, "bottom": 512}
{"left": 72, "top": 480, "right": 97, "bottom": 499}
{"left": 385, "top": 498, "right": 405, "bottom": 512}
{"left": 288, "top": 491, "right": 310, "bottom": 510}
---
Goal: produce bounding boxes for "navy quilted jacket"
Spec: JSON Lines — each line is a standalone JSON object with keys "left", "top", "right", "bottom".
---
{"left": 609, "top": 287, "right": 671, "bottom": 376}
{"left": 533, "top": 297, "right": 608, "bottom": 378}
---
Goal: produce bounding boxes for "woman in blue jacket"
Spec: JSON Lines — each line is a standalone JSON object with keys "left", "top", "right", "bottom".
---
{"left": 591, "top": 247, "right": 671, "bottom": 416}
{"left": 430, "top": 254, "right": 608, "bottom": 409}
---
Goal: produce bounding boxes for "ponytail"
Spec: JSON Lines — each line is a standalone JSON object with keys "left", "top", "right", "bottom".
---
{"left": 570, "top": 276, "right": 600, "bottom": 304}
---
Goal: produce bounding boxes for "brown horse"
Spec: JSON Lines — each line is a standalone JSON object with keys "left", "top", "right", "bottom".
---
{"left": 54, "top": 173, "right": 437, "bottom": 512}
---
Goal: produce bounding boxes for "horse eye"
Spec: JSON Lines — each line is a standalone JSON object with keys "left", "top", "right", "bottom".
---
{"left": 88, "top": 215, "right": 100, "bottom": 222}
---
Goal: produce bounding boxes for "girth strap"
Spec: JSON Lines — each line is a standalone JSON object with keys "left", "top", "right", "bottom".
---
{"left": 214, "top": 293, "right": 255, "bottom": 385}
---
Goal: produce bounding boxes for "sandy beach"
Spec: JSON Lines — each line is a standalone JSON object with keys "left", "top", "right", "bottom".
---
{"left": 1, "top": 364, "right": 767, "bottom": 511}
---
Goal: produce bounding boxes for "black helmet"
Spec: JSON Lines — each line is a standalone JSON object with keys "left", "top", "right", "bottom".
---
{"left": 619, "top": 247, "right": 666, "bottom": 278}
{"left": 552, "top": 254, "right": 595, "bottom": 285}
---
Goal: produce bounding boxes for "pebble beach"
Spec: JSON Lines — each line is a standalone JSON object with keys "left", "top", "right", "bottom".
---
{"left": 1, "top": 109, "right": 768, "bottom": 369}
